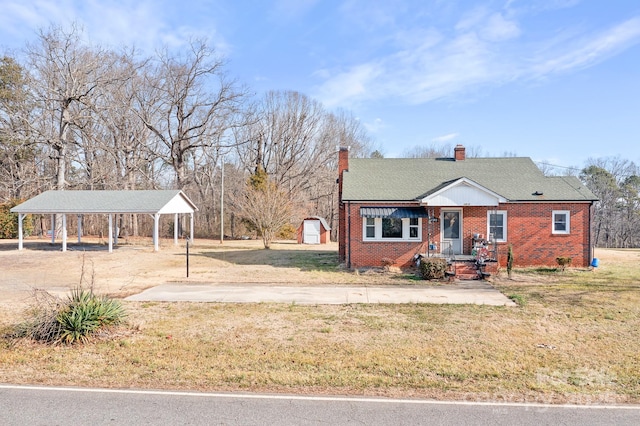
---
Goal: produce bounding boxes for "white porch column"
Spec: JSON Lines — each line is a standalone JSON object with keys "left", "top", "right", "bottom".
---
{"left": 108, "top": 214, "right": 113, "bottom": 253}
{"left": 18, "top": 213, "right": 24, "bottom": 250}
{"left": 174, "top": 213, "right": 179, "bottom": 246}
{"left": 190, "top": 212, "right": 194, "bottom": 244}
{"left": 51, "top": 214, "right": 55, "bottom": 243}
{"left": 114, "top": 216, "right": 119, "bottom": 246}
{"left": 77, "top": 215, "right": 82, "bottom": 243}
{"left": 150, "top": 214, "right": 156, "bottom": 250}
{"left": 62, "top": 214, "right": 67, "bottom": 252}
{"left": 153, "top": 213, "right": 160, "bottom": 251}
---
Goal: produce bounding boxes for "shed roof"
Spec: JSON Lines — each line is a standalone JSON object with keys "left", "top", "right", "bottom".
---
{"left": 342, "top": 157, "right": 597, "bottom": 202}
{"left": 11, "top": 190, "right": 198, "bottom": 215}
{"left": 303, "top": 216, "right": 331, "bottom": 231}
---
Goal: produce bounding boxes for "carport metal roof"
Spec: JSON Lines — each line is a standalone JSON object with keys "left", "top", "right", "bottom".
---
{"left": 11, "top": 190, "right": 197, "bottom": 214}
{"left": 11, "top": 190, "right": 198, "bottom": 252}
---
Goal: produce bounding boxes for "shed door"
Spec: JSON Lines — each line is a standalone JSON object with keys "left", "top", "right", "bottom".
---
{"left": 303, "top": 220, "right": 321, "bottom": 244}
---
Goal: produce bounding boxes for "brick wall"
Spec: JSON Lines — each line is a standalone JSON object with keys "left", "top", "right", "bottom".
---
{"left": 501, "top": 202, "right": 592, "bottom": 268}
{"left": 342, "top": 202, "right": 593, "bottom": 269}
{"left": 344, "top": 203, "right": 428, "bottom": 268}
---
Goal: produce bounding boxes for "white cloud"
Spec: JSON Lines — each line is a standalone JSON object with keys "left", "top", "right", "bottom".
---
{"left": 313, "top": 4, "right": 640, "bottom": 109}
{"left": 481, "top": 13, "right": 521, "bottom": 41}
{"left": 455, "top": 6, "right": 490, "bottom": 32}
{"left": 513, "top": 0, "right": 581, "bottom": 15}
{"left": 0, "top": 0, "right": 70, "bottom": 47}
{"left": 530, "top": 16, "right": 640, "bottom": 77}
{"left": 313, "top": 63, "right": 382, "bottom": 107}
{"left": 432, "top": 133, "right": 460, "bottom": 143}
{"left": 270, "top": 0, "right": 320, "bottom": 22}
{"left": 363, "top": 117, "right": 385, "bottom": 133}
{"left": 338, "top": 0, "right": 397, "bottom": 33}
{"left": 0, "top": 0, "right": 230, "bottom": 56}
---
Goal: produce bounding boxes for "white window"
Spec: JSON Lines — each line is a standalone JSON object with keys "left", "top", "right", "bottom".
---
{"left": 487, "top": 210, "right": 507, "bottom": 242}
{"left": 365, "top": 218, "right": 375, "bottom": 238}
{"left": 409, "top": 218, "right": 419, "bottom": 238}
{"left": 552, "top": 210, "right": 570, "bottom": 234}
{"left": 363, "top": 217, "right": 422, "bottom": 241}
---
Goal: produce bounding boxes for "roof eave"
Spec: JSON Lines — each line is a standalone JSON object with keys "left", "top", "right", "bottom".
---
{"left": 509, "top": 198, "right": 598, "bottom": 203}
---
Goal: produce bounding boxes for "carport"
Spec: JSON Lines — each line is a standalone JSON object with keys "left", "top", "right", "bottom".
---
{"left": 10, "top": 190, "right": 198, "bottom": 252}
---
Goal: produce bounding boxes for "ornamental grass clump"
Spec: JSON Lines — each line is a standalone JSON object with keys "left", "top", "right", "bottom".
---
{"left": 15, "top": 287, "right": 126, "bottom": 345}
{"left": 57, "top": 287, "right": 126, "bottom": 344}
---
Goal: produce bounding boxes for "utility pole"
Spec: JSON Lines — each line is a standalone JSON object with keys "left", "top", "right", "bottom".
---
{"left": 220, "top": 155, "right": 224, "bottom": 244}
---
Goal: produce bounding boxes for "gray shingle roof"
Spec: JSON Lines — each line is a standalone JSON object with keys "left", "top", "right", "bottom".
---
{"left": 10, "top": 190, "right": 198, "bottom": 214}
{"left": 342, "top": 157, "right": 597, "bottom": 202}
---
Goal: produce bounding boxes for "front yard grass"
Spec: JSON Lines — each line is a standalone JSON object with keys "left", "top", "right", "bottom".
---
{"left": 0, "top": 248, "right": 638, "bottom": 404}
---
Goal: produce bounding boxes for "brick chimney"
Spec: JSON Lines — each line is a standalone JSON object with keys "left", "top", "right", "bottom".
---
{"left": 338, "top": 146, "right": 349, "bottom": 194}
{"left": 338, "top": 146, "right": 349, "bottom": 263}
{"left": 454, "top": 144, "right": 466, "bottom": 161}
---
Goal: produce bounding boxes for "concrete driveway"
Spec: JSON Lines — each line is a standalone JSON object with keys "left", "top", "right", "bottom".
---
{"left": 126, "top": 281, "right": 516, "bottom": 306}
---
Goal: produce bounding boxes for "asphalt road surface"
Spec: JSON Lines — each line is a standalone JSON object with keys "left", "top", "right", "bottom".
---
{"left": 1, "top": 385, "right": 639, "bottom": 425}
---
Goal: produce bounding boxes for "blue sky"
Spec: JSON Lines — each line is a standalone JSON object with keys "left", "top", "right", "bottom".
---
{"left": 1, "top": 0, "right": 639, "bottom": 170}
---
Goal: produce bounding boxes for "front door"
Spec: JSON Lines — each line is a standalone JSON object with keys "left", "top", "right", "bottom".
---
{"left": 442, "top": 210, "right": 462, "bottom": 255}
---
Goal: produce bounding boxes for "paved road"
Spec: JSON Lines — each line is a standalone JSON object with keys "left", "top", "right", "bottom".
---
{"left": 1, "top": 385, "right": 638, "bottom": 425}
{"left": 126, "top": 282, "right": 516, "bottom": 306}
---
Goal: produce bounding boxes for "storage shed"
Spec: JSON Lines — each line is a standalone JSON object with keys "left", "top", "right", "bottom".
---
{"left": 10, "top": 190, "right": 198, "bottom": 252}
{"left": 297, "top": 216, "right": 331, "bottom": 244}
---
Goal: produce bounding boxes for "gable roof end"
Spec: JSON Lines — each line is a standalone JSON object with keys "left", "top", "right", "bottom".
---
{"left": 419, "top": 177, "right": 507, "bottom": 206}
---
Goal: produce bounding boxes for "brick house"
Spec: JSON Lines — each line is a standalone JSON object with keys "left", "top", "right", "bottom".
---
{"left": 338, "top": 145, "right": 597, "bottom": 274}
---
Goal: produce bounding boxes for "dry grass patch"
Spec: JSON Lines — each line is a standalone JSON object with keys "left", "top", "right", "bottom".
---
{"left": 0, "top": 246, "right": 639, "bottom": 404}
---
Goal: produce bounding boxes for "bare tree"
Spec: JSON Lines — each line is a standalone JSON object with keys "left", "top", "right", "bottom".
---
{"left": 92, "top": 49, "right": 156, "bottom": 191}
{"left": 233, "top": 168, "right": 301, "bottom": 249}
{"left": 324, "top": 109, "right": 372, "bottom": 159}
{"left": 403, "top": 143, "right": 452, "bottom": 158}
{"left": 4, "top": 31, "right": 390, "bottom": 242}
{"left": 313, "top": 109, "right": 372, "bottom": 240}
{"left": 0, "top": 55, "right": 39, "bottom": 200}
{"left": 136, "top": 40, "right": 246, "bottom": 190}
{"left": 619, "top": 175, "right": 640, "bottom": 247}
{"left": 190, "top": 147, "right": 223, "bottom": 236}
{"left": 26, "top": 25, "right": 124, "bottom": 190}
{"left": 233, "top": 92, "right": 373, "bottom": 240}
{"left": 580, "top": 157, "right": 639, "bottom": 248}
{"left": 403, "top": 143, "right": 486, "bottom": 158}
{"left": 235, "top": 90, "right": 328, "bottom": 193}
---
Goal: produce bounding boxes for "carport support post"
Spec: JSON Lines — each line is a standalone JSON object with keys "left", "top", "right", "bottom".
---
{"left": 174, "top": 213, "right": 179, "bottom": 246}
{"left": 153, "top": 213, "right": 160, "bottom": 252}
{"left": 114, "top": 217, "right": 119, "bottom": 246}
{"left": 108, "top": 214, "right": 113, "bottom": 253}
{"left": 17, "top": 213, "right": 23, "bottom": 250}
{"left": 77, "top": 214, "right": 82, "bottom": 243}
{"left": 190, "top": 212, "right": 194, "bottom": 244}
{"left": 50, "top": 214, "right": 55, "bottom": 243}
{"left": 62, "top": 214, "right": 67, "bottom": 252}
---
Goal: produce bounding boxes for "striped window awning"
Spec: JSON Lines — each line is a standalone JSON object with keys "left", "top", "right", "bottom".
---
{"left": 359, "top": 207, "right": 429, "bottom": 218}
